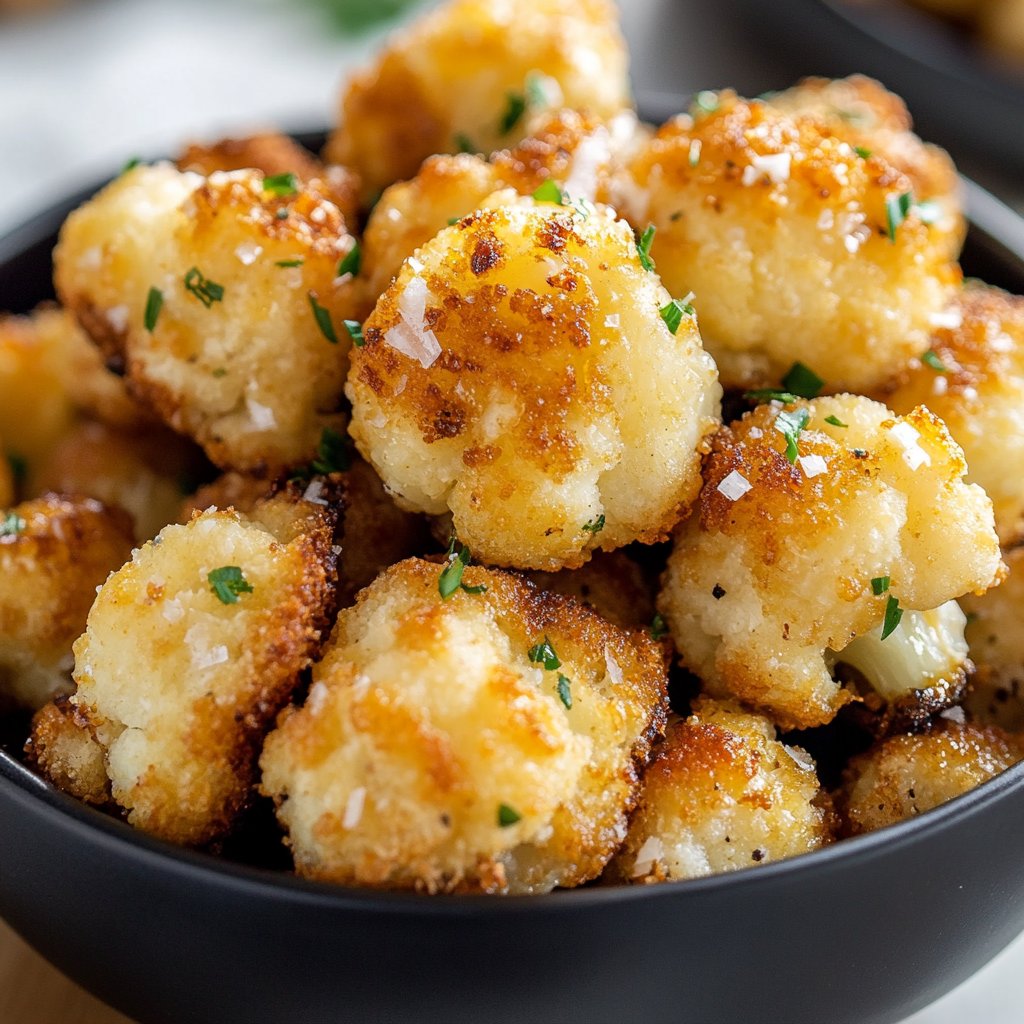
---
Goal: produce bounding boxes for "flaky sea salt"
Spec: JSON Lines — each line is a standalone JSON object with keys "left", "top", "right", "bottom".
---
{"left": 717, "top": 470, "right": 752, "bottom": 501}
{"left": 798, "top": 454, "right": 828, "bottom": 479}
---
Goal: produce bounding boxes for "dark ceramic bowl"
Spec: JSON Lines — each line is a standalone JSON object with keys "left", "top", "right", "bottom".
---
{"left": 3, "top": 138, "right": 1024, "bottom": 1024}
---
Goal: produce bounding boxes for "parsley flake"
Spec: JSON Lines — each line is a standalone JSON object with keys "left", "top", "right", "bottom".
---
{"left": 344, "top": 319, "right": 365, "bottom": 347}
{"left": 275, "top": 258, "right": 303, "bottom": 268}
{"left": 208, "top": 566, "right": 253, "bottom": 605}
{"left": 311, "top": 426, "right": 350, "bottom": 474}
{"left": 744, "top": 389, "right": 801, "bottom": 405}
{"left": 660, "top": 297, "right": 695, "bottom": 334}
{"left": 532, "top": 178, "right": 565, "bottom": 205}
{"left": 781, "top": 361, "right": 824, "bottom": 399}
{"left": 262, "top": 172, "right": 299, "bottom": 197}
{"left": 854, "top": 146, "right": 872, "bottom": 159}
{"left": 144, "top": 286, "right": 163, "bottom": 332}
{"left": 692, "top": 90, "right": 719, "bottom": 116}
{"left": 499, "top": 92, "right": 527, "bottom": 135}
{"left": 308, "top": 293, "right": 338, "bottom": 344}
{"left": 582, "top": 514, "right": 605, "bottom": 535}
{"left": 649, "top": 613, "right": 668, "bottom": 641}
{"left": 0, "top": 512, "right": 25, "bottom": 537}
{"left": 880, "top": 594, "right": 903, "bottom": 640}
{"left": 921, "top": 349, "right": 948, "bottom": 373}
{"left": 497, "top": 803, "right": 521, "bottom": 827}
{"left": 454, "top": 133, "right": 476, "bottom": 154}
{"left": 637, "top": 225, "right": 657, "bottom": 272}
{"left": 121, "top": 157, "right": 141, "bottom": 174}
{"left": 438, "top": 537, "right": 472, "bottom": 599}
{"left": 824, "top": 414, "right": 847, "bottom": 427}
{"left": 556, "top": 673, "right": 573, "bottom": 709}
{"left": 528, "top": 636, "right": 561, "bottom": 671}
{"left": 337, "top": 243, "right": 361, "bottom": 279}
{"left": 184, "top": 267, "right": 224, "bottom": 309}
{"left": 871, "top": 575, "right": 891, "bottom": 596}
{"left": 885, "top": 191, "right": 913, "bottom": 243}
{"left": 776, "top": 407, "right": 810, "bottom": 464}
{"left": 447, "top": 216, "right": 461, "bottom": 226}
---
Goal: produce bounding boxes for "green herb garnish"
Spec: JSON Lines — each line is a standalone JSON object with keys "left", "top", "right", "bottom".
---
{"left": 263, "top": 172, "right": 299, "bottom": 197}
{"left": 337, "top": 242, "right": 361, "bottom": 278}
{"left": 915, "top": 199, "right": 942, "bottom": 225}
{"left": 776, "top": 407, "right": 811, "bottom": 465}
{"left": 637, "top": 224, "right": 657, "bottom": 272}
{"left": 6, "top": 453, "right": 26, "bottom": 487}
{"left": 454, "top": 133, "right": 476, "bottom": 154}
{"left": 312, "top": 426, "right": 350, "bottom": 474}
{"left": 854, "top": 146, "right": 872, "bottom": 159}
{"left": 781, "top": 361, "right": 823, "bottom": 399}
{"left": 438, "top": 537, "right": 472, "bottom": 599}
{"left": 275, "top": 258, "right": 303, "bottom": 268}
{"left": 208, "top": 566, "right": 253, "bottom": 605}
{"left": 144, "top": 286, "right": 163, "bottom": 332}
{"left": 824, "top": 415, "right": 847, "bottom": 427}
{"left": 184, "top": 267, "right": 224, "bottom": 309}
{"left": 497, "top": 804, "right": 521, "bottom": 827}
{"left": 880, "top": 594, "right": 903, "bottom": 640}
{"left": 500, "top": 92, "right": 527, "bottom": 135}
{"left": 582, "top": 514, "right": 605, "bottom": 535}
{"left": 885, "top": 191, "right": 913, "bottom": 243}
{"left": 308, "top": 293, "right": 338, "bottom": 344}
{"left": 649, "top": 613, "right": 668, "bottom": 641}
{"left": 871, "top": 575, "right": 891, "bottom": 596}
{"left": 0, "top": 512, "right": 25, "bottom": 537}
{"left": 744, "top": 389, "right": 801, "bottom": 405}
{"left": 556, "top": 674, "right": 573, "bottom": 709}
{"left": 692, "top": 90, "right": 719, "bottom": 116}
{"left": 532, "top": 178, "right": 565, "bottom": 205}
{"left": 121, "top": 157, "right": 141, "bottom": 174}
{"left": 688, "top": 140, "right": 702, "bottom": 167}
{"left": 660, "top": 297, "right": 695, "bottom": 334}
{"left": 528, "top": 636, "right": 561, "bottom": 671}
{"left": 921, "top": 349, "right": 947, "bottom": 373}
{"left": 344, "top": 320, "right": 365, "bottom": 347}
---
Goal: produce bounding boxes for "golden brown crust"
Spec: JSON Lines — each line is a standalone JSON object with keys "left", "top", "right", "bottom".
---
{"left": 27, "top": 696, "right": 111, "bottom": 805}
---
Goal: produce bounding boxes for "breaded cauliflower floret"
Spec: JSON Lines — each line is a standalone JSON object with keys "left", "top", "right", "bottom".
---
{"left": 54, "top": 164, "right": 360, "bottom": 473}
{"left": 177, "top": 132, "right": 361, "bottom": 232}
{"left": 618, "top": 93, "right": 960, "bottom": 391}
{"left": 324, "top": 0, "right": 631, "bottom": 197}
{"left": 883, "top": 284, "right": 1024, "bottom": 545}
{"left": 27, "top": 695, "right": 111, "bottom": 806}
{"left": 963, "top": 546, "right": 1024, "bottom": 732}
{"left": 61, "top": 486, "right": 339, "bottom": 846}
{"left": 0, "top": 495, "right": 134, "bottom": 711}
{"left": 347, "top": 197, "right": 722, "bottom": 571}
{"left": 28, "top": 420, "right": 202, "bottom": 541}
{"left": 836, "top": 719, "right": 1023, "bottom": 835}
{"left": 659, "top": 395, "right": 1003, "bottom": 729}
{"left": 767, "top": 75, "right": 963, "bottom": 238}
{"left": 260, "top": 557, "right": 667, "bottom": 893}
{"left": 361, "top": 109, "right": 644, "bottom": 302}
{"left": 607, "top": 699, "right": 833, "bottom": 882}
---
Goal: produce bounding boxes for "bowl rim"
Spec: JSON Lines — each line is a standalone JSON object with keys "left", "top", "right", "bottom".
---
{"left": 4, "top": 126, "right": 1024, "bottom": 915}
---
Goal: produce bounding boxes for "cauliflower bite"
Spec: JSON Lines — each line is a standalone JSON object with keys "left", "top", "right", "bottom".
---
{"left": 361, "top": 108, "right": 643, "bottom": 302}
{"left": 259, "top": 557, "right": 667, "bottom": 893}
{"left": 177, "top": 133, "right": 360, "bottom": 232}
{"left": 767, "top": 75, "right": 962, "bottom": 237}
{"left": 883, "top": 284, "right": 1024, "bottom": 545}
{"left": 29, "top": 420, "right": 202, "bottom": 541}
{"left": 324, "top": 0, "right": 631, "bottom": 198}
{"left": 54, "top": 163, "right": 360, "bottom": 474}
{"left": 659, "top": 395, "right": 1003, "bottom": 730}
{"left": 63, "top": 486, "right": 339, "bottom": 846}
{"left": 347, "top": 196, "right": 722, "bottom": 571}
{"left": 27, "top": 695, "right": 111, "bottom": 806}
{"left": 607, "top": 699, "right": 832, "bottom": 882}
{"left": 963, "top": 546, "right": 1024, "bottom": 732}
{"left": 0, "top": 495, "right": 134, "bottom": 711}
{"left": 836, "top": 719, "right": 1024, "bottom": 835}
{"left": 618, "top": 93, "right": 960, "bottom": 391}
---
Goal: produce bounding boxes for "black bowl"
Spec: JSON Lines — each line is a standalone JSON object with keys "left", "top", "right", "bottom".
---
{"left": 3, "top": 141, "right": 1024, "bottom": 1024}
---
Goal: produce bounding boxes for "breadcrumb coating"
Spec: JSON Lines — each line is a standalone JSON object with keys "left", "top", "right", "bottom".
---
{"left": 836, "top": 719, "right": 1023, "bottom": 835}
{"left": 0, "top": 495, "right": 134, "bottom": 711}
{"left": 61, "top": 486, "right": 339, "bottom": 846}
{"left": 27, "top": 696, "right": 111, "bottom": 806}
{"left": 324, "top": 0, "right": 631, "bottom": 198}
{"left": 54, "top": 164, "right": 359, "bottom": 474}
{"left": 659, "top": 395, "right": 1003, "bottom": 729}
{"left": 347, "top": 196, "right": 721, "bottom": 571}
{"left": 608, "top": 699, "right": 833, "bottom": 882}
{"left": 883, "top": 284, "right": 1024, "bottom": 545}
{"left": 260, "top": 557, "right": 667, "bottom": 893}
{"left": 618, "top": 92, "right": 960, "bottom": 391}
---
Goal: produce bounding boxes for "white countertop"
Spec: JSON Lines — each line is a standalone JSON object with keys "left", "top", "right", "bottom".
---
{"left": 1, "top": 1, "right": 1020, "bottom": 1019}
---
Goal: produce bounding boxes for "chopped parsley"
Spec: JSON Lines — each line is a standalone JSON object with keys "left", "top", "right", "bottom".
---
{"left": 776, "top": 407, "right": 810, "bottom": 464}
{"left": 439, "top": 536, "right": 483, "bottom": 599}
{"left": 854, "top": 146, "right": 872, "bottom": 159}
{"left": 184, "top": 267, "right": 224, "bottom": 308}
{"left": 649, "top": 613, "right": 668, "bottom": 641}
{"left": 208, "top": 566, "right": 253, "bottom": 605}
{"left": 308, "top": 293, "right": 338, "bottom": 344}
{"left": 447, "top": 216, "right": 461, "bottom": 226}
{"left": 637, "top": 225, "right": 657, "bottom": 272}
{"left": 311, "top": 427, "right": 350, "bottom": 474}
{"left": 871, "top": 575, "right": 891, "bottom": 596}
{"left": 212, "top": 367, "right": 228, "bottom": 378}
{"left": 824, "top": 414, "right": 847, "bottom": 427}
{"left": 885, "top": 191, "right": 913, "bottom": 243}
{"left": 660, "top": 297, "right": 695, "bottom": 335}
{"left": 337, "top": 243, "right": 361, "bottom": 278}
{"left": 532, "top": 178, "right": 565, "bottom": 205}
{"left": 343, "top": 319, "right": 365, "bottom": 347}
{"left": 0, "top": 512, "right": 25, "bottom": 537}
{"left": 275, "top": 258, "right": 303, "bottom": 268}
{"left": 582, "top": 514, "right": 605, "bottom": 535}
{"left": 262, "top": 172, "right": 299, "bottom": 197}
{"left": 880, "top": 594, "right": 903, "bottom": 641}
{"left": 556, "top": 673, "right": 573, "bottom": 709}
{"left": 781, "top": 361, "right": 824, "bottom": 399}
{"left": 121, "top": 156, "right": 141, "bottom": 174}
{"left": 454, "top": 133, "right": 476, "bottom": 154}
{"left": 744, "top": 389, "right": 800, "bottom": 405}
{"left": 497, "top": 803, "right": 521, "bottom": 827}
{"left": 499, "top": 91, "right": 527, "bottom": 135}
{"left": 144, "top": 286, "right": 163, "bottom": 331}
{"left": 692, "top": 90, "right": 719, "bottom": 116}
{"left": 528, "top": 636, "right": 561, "bottom": 672}
{"left": 921, "top": 349, "right": 948, "bottom": 373}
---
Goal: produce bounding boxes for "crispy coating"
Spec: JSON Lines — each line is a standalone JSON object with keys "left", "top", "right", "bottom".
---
{"left": 259, "top": 557, "right": 668, "bottom": 893}
{"left": 617, "top": 93, "right": 960, "bottom": 391}
{"left": 64, "top": 487, "right": 339, "bottom": 846}
{"left": 836, "top": 719, "right": 1024, "bottom": 835}
{"left": 178, "top": 471, "right": 272, "bottom": 522}
{"left": 347, "top": 196, "right": 722, "bottom": 571}
{"left": 0, "top": 495, "right": 134, "bottom": 711}
{"left": 963, "top": 546, "right": 1024, "bottom": 731}
{"left": 324, "top": 0, "right": 631, "bottom": 197}
{"left": 607, "top": 699, "right": 833, "bottom": 882}
{"left": 361, "top": 109, "right": 644, "bottom": 303}
{"left": 659, "top": 395, "right": 1003, "bottom": 729}
{"left": 767, "top": 75, "right": 963, "bottom": 238}
{"left": 177, "top": 133, "right": 361, "bottom": 231}
{"left": 27, "top": 696, "right": 111, "bottom": 806}
{"left": 54, "top": 164, "right": 359, "bottom": 474}
{"left": 30, "top": 420, "right": 204, "bottom": 541}
{"left": 883, "top": 284, "right": 1024, "bottom": 545}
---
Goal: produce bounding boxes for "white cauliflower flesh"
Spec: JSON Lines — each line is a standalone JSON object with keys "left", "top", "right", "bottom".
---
{"left": 259, "top": 557, "right": 668, "bottom": 894}
{"left": 54, "top": 164, "right": 359, "bottom": 474}
{"left": 57, "top": 487, "right": 339, "bottom": 846}
{"left": 346, "top": 195, "right": 722, "bottom": 571}
{"left": 607, "top": 698, "right": 833, "bottom": 883}
{"left": 659, "top": 395, "right": 1003, "bottom": 730}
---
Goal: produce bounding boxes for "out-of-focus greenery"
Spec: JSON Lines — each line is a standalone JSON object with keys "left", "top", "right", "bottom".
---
{"left": 306, "top": 0, "right": 425, "bottom": 33}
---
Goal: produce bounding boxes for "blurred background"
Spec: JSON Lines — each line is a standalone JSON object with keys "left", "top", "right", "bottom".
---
{"left": 0, "top": 0, "right": 1023, "bottom": 1020}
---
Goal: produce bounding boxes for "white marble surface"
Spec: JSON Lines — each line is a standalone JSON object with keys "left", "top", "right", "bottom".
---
{"left": 0, "top": 1, "right": 1021, "bottom": 1020}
